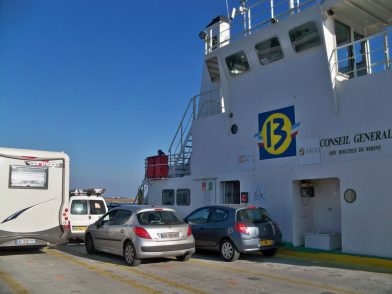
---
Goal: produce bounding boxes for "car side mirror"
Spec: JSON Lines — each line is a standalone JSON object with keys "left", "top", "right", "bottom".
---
{"left": 184, "top": 217, "right": 189, "bottom": 223}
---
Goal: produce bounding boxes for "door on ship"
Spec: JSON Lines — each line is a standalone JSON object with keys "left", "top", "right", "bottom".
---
{"left": 221, "top": 181, "right": 240, "bottom": 204}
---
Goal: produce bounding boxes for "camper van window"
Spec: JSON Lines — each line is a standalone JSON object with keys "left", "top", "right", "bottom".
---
{"left": 162, "top": 189, "right": 175, "bottom": 205}
{"left": 289, "top": 21, "right": 321, "bottom": 52}
{"left": 225, "top": 51, "right": 249, "bottom": 76}
{"left": 176, "top": 189, "right": 190, "bottom": 206}
{"left": 71, "top": 200, "right": 88, "bottom": 215}
{"left": 255, "top": 37, "right": 284, "bottom": 65}
{"left": 9, "top": 166, "right": 48, "bottom": 189}
{"left": 89, "top": 200, "right": 106, "bottom": 215}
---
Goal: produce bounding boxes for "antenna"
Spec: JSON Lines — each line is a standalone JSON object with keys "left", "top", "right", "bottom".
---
{"left": 226, "top": 0, "right": 230, "bottom": 19}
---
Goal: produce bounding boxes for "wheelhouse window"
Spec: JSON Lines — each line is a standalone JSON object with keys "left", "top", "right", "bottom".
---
{"left": 335, "top": 21, "right": 368, "bottom": 78}
{"left": 176, "top": 189, "right": 190, "bottom": 206}
{"left": 9, "top": 166, "right": 48, "bottom": 189}
{"left": 162, "top": 189, "right": 175, "bottom": 205}
{"left": 255, "top": 37, "right": 284, "bottom": 65}
{"left": 225, "top": 51, "right": 249, "bottom": 76}
{"left": 289, "top": 21, "right": 321, "bottom": 52}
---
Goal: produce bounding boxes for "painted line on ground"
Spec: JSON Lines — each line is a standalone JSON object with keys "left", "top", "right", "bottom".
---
{"left": 278, "top": 249, "right": 392, "bottom": 273}
{"left": 43, "top": 248, "right": 161, "bottom": 294}
{"left": 189, "top": 258, "right": 360, "bottom": 294}
{"left": 112, "top": 263, "right": 210, "bottom": 294}
{"left": 0, "top": 268, "right": 31, "bottom": 294}
{"left": 46, "top": 248, "right": 209, "bottom": 294}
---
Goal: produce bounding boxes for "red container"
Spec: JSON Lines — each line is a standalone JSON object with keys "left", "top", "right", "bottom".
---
{"left": 159, "top": 165, "right": 168, "bottom": 178}
{"left": 155, "top": 155, "right": 168, "bottom": 165}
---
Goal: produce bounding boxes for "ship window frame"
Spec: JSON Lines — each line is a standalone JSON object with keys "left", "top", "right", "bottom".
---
{"left": 289, "top": 21, "right": 322, "bottom": 52}
{"left": 255, "top": 36, "right": 284, "bottom": 65}
{"left": 225, "top": 51, "right": 250, "bottom": 76}
{"left": 176, "top": 189, "right": 190, "bottom": 206}
{"left": 162, "top": 189, "right": 175, "bottom": 206}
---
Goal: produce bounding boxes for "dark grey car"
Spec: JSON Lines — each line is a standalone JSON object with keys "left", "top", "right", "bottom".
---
{"left": 184, "top": 205, "right": 282, "bottom": 262}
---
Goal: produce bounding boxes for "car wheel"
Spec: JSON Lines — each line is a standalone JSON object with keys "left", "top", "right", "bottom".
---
{"left": 220, "top": 239, "right": 240, "bottom": 262}
{"left": 123, "top": 241, "right": 141, "bottom": 267}
{"left": 262, "top": 248, "right": 278, "bottom": 257}
{"left": 176, "top": 253, "right": 192, "bottom": 262}
{"left": 85, "top": 234, "right": 96, "bottom": 254}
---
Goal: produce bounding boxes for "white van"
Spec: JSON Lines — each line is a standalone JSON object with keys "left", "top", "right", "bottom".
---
{"left": 68, "top": 188, "right": 108, "bottom": 241}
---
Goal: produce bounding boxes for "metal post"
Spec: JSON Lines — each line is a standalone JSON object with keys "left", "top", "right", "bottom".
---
{"left": 289, "top": 0, "right": 295, "bottom": 15}
{"left": 193, "top": 96, "right": 197, "bottom": 120}
{"left": 350, "top": 29, "right": 357, "bottom": 78}
{"left": 384, "top": 32, "right": 390, "bottom": 70}
{"left": 248, "top": 8, "right": 251, "bottom": 34}
{"left": 271, "top": 0, "right": 274, "bottom": 19}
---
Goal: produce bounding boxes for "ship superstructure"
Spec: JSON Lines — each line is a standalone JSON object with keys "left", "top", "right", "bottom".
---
{"left": 141, "top": 0, "right": 392, "bottom": 258}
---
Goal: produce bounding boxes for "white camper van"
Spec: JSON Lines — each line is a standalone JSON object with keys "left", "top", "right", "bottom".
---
{"left": 0, "top": 147, "right": 70, "bottom": 248}
{"left": 68, "top": 188, "right": 107, "bottom": 241}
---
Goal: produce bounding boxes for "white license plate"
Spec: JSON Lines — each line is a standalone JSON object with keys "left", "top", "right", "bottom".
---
{"left": 72, "top": 226, "right": 87, "bottom": 232}
{"left": 160, "top": 232, "right": 179, "bottom": 239}
{"left": 15, "top": 239, "right": 36, "bottom": 245}
{"left": 260, "top": 240, "right": 274, "bottom": 246}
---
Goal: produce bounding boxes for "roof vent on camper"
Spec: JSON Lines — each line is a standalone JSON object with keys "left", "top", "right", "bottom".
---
{"left": 200, "top": 15, "right": 230, "bottom": 54}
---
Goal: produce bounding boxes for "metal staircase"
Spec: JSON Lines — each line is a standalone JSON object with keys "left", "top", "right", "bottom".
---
{"left": 168, "top": 97, "right": 194, "bottom": 177}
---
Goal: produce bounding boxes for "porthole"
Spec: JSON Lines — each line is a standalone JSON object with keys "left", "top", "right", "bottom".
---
{"left": 231, "top": 124, "right": 238, "bottom": 134}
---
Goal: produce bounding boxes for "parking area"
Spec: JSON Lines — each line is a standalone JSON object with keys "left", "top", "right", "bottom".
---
{"left": 0, "top": 245, "right": 391, "bottom": 294}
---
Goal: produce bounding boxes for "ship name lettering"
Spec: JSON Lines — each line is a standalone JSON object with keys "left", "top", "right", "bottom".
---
{"left": 319, "top": 136, "right": 350, "bottom": 147}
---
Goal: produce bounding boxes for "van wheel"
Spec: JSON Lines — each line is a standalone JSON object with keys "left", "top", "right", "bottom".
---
{"left": 176, "top": 253, "right": 192, "bottom": 262}
{"left": 124, "top": 241, "right": 141, "bottom": 266}
{"left": 85, "top": 234, "right": 96, "bottom": 254}
{"left": 220, "top": 239, "right": 240, "bottom": 262}
{"left": 262, "top": 248, "right": 278, "bottom": 257}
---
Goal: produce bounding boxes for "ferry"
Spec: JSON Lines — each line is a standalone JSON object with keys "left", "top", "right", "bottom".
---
{"left": 140, "top": 0, "right": 392, "bottom": 259}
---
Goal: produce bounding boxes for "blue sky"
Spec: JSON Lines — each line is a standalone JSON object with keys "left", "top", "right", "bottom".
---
{"left": 0, "top": 0, "right": 230, "bottom": 197}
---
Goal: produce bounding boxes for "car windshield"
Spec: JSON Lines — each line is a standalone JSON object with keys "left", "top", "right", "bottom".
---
{"left": 137, "top": 210, "right": 184, "bottom": 225}
{"left": 236, "top": 208, "right": 271, "bottom": 223}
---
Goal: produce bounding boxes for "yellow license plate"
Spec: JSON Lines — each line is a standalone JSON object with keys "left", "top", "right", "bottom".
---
{"left": 260, "top": 240, "right": 274, "bottom": 246}
{"left": 73, "top": 226, "right": 87, "bottom": 231}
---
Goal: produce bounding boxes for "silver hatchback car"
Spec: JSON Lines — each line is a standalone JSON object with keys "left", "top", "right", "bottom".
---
{"left": 85, "top": 206, "right": 195, "bottom": 266}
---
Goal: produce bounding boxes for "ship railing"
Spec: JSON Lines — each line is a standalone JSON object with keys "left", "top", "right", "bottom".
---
{"left": 211, "top": 0, "right": 318, "bottom": 51}
{"left": 168, "top": 88, "right": 223, "bottom": 177}
{"left": 332, "top": 28, "right": 391, "bottom": 80}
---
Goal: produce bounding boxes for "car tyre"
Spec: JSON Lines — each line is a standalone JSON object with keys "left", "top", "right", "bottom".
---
{"left": 176, "top": 253, "right": 192, "bottom": 262}
{"left": 220, "top": 239, "right": 240, "bottom": 262}
{"left": 85, "top": 234, "right": 96, "bottom": 254}
{"left": 124, "top": 241, "right": 141, "bottom": 267}
{"left": 262, "top": 248, "right": 278, "bottom": 257}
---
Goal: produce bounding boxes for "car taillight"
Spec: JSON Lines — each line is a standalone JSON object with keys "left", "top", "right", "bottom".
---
{"left": 187, "top": 226, "right": 192, "bottom": 237}
{"left": 235, "top": 222, "right": 249, "bottom": 234}
{"left": 133, "top": 227, "right": 152, "bottom": 239}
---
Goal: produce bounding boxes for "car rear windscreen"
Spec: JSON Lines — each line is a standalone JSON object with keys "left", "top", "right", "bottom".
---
{"left": 137, "top": 210, "right": 184, "bottom": 225}
{"left": 71, "top": 200, "right": 88, "bottom": 215}
{"left": 236, "top": 208, "right": 271, "bottom": 223}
